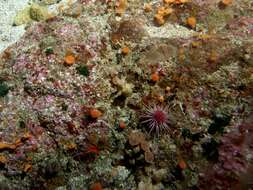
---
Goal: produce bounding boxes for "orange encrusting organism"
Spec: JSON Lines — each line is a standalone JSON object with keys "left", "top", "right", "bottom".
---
{"left": 187, "top": 17, "right": 197, "bottom": 29}
{"left": 0, "top": 155, "right": 7, "bottom": 164}
{"left": 119, "top": 121, "right": 126, "bottom": 129}
{"left": 221, "top": 0, "right": 232, "bottom": 6}
{"left": 144, "top": 3, "right": 152, "bottom": 12}
{"left": 154, "top": 14, "right": 166, "bottom": 26}
{"left": 64, "top": 54, "right": 75, "bottom": 65}
{"left": 151, "top": 72, "right": 160, "bottom": 82}
{"left": 65, "top": 142, "right": 77, "bottom": 150}
{"left": 86, "top": 145, "right": 100, "bottom": 155}
{"left": 154, "top": 7, "right": 173, "bottom": 26}
{"left": 90, "top": 108, "right": 102, "bottom": 119}
{"left": 90, "top": 182, "right": 103, "bottom": 190}
{"left": 121, "top": 46, "right": 130, "bottom": 55}
{"left": 115, "top": 0, "right": 127, "bottom": 16}
{"left": 178, "top": 159, "right": 187, "bottom": 169}
{"left": 158, "top": 95, "right": 165, "bottom": 103}
{"left": 23, "top": 164, "right": 32, "bottom": 172}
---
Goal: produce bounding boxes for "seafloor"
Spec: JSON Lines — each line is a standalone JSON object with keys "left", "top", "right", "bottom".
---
{"left": 0, "top": 0, "right": 252, "bottom": 190}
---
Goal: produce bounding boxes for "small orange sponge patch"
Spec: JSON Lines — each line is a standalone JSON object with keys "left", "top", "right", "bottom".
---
{"left": 90, "top": 182, "right": 103, "bottom": 190}
{"left": 151, "top": 73, "right": 160, "bottom": 82}
{"left": 187, "top": 17, "right": 196, "bottom": 29}
{"left": 64, "top": 54, "right": 75, "bottom": 65}
{"left": 121, "top": 46, "right": 130, "bottom": 55}
{"left": 221, "top": 0, "right": 232, "bottom": 6}
{"left": 90, "top": 109, "right": 102, "bottom": 119}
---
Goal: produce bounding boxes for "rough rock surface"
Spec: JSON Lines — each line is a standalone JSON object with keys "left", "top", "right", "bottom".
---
{"left": 0, "top": 0, "right": 252, "bottom": 189}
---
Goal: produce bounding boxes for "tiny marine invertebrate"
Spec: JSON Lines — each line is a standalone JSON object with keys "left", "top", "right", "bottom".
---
{"left": 23, "top": 164, "right": 32, "bottom": 173}
{"left": 121, "top": 46, "right": 130, "bottom": 55}
{"left": 154, "top": 14, "right": 165, "bottom": 26}
{"left": 151, "top": 72, "right": 160, "bottom": 82}
{"left": 220, "top": 0, "right": 232, "bottom": 6}
{"left": 115, "top": 0, "right": 127, "bottom": 16}
{"left": 178, "top": 159, "right": 187, "bottom": 170}
{"left": 90, "top": 182, "right": 103, "bottom": 190}
{"left": 154, "top": 7, "right": 173, "bottom": 26}
{"left": 86, "top": 145, "right": 100, "bottom": 155}
{"left": 89, "top": 108, "right": 102, "bottom": 119}
{"left": 0, "top": 155, "right": 7, "bottom": 165}
{"left": 141, "top": 105, "right": 170, "bottom": 136}
{"left": 143, "top": 3, "right": 152, "bottom": 12}
{"left": 64, "top": 54, "right": 75, "bottom": 65}
{"left": 113, "top": 77, "right": 134, "bottom": 97}
{"left": 119, "top": 120, "right": 127, "bottom": 129}
{"left": 187, "top": 17, "right": 196, "bottom": 29}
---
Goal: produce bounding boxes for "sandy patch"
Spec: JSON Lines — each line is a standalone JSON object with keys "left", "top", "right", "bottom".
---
{"left": 0, "top": 0, "right": 29, "bottom": 53}
{"left": 0, "top": 0, "right": 78, "bottom": 53}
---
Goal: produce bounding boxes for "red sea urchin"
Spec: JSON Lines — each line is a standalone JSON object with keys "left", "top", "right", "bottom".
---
{"left": 141, "top": 105, "right": 170, "bottom": 136}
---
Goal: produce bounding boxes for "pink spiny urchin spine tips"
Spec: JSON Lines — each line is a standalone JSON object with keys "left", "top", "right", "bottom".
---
{"left": 141, "top": 105, "right": 170, "bottom": 136}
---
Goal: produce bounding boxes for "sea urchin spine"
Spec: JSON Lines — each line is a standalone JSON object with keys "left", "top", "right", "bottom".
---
{"left": 140, "top": 105, "right": 170, "bottom": 136}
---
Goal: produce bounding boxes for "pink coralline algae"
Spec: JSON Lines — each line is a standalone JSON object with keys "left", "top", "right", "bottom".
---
{"left": 199, "top": 116, "right": 253, "bottom": 190}
{"left": 226, "top": 16, "right": 253, "bottom": 37}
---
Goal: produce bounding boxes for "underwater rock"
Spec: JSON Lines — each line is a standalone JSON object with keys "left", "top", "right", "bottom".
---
{"left": 0, "top": 0, "right": 252, "bottom": 189}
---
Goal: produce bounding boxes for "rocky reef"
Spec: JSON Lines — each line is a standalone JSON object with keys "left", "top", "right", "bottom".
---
{"left": 0, "top": 0, "right": 252, "bottom": 189}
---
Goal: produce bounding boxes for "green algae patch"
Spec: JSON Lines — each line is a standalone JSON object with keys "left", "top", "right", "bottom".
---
{"left": 13, "top": 3, "right": 51, "bottom": 26}
{"left": 29, "top": 3, "right": 51, "bottom": 21}
{"left": 13, "top": 7, "right": 32, "bottom": 26}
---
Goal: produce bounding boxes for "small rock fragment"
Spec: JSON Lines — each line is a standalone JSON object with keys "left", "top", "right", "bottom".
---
{"left": 128, "top": 131, "right": 145, "bottom": 146}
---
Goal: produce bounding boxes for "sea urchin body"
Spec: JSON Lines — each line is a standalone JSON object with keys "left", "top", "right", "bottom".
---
{"left": 141, "top": 105, "right": 170, "bottom": 136}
